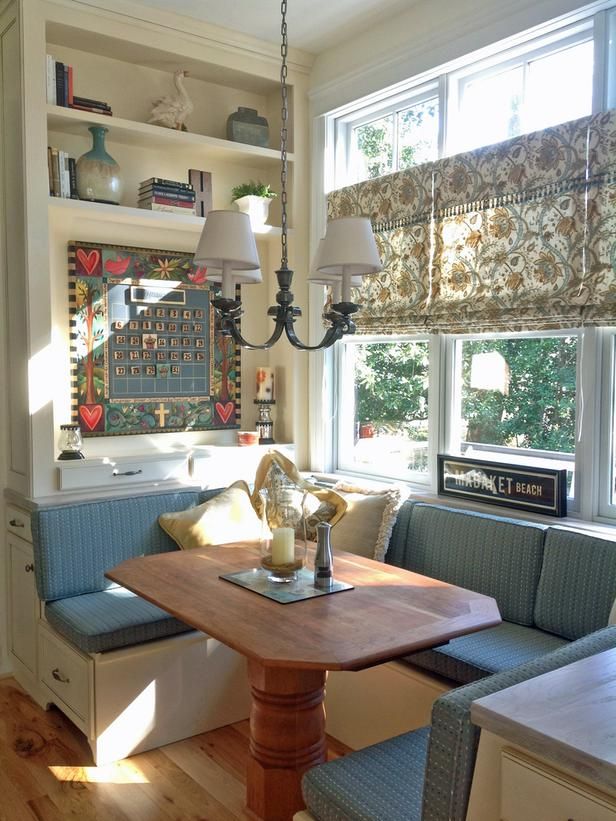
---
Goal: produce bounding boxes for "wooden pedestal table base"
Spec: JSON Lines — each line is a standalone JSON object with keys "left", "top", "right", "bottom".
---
{"left": 247, "top": 661, "right": 327, "bottom": 820}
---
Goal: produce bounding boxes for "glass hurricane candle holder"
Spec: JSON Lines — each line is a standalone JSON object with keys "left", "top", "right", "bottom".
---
{"left": 259, "top": 488, "right": 307, "bottom": 583}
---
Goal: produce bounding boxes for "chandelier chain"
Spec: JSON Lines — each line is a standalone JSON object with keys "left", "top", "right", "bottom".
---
{"left": 280, "top": 0, "right": 288, "bottom": 269}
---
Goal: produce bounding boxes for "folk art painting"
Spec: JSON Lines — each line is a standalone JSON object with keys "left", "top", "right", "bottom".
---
{"left": 68, "top": 241, "right": 240, "bottom": 436}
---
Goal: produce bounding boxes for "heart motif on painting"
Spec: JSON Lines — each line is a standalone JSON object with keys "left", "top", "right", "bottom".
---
{"left": 79, "top": 404, "right": 103, "bottom": 431}
{"left": 215, "top": 401, "right": 234, "bottom": 424}
{"left": 76, "top": 248, "right": 101, "bottom": 276}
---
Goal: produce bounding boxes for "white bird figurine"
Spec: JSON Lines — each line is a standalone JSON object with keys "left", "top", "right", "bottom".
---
{"left": 149, "top": 69, "right": 194, "bottom": 131}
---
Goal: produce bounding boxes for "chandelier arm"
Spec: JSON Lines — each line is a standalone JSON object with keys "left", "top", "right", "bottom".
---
{"left": 217, "top": 314, "right": 286, "bottom": 351}
{"left": 284, "top": 314, "right": 355, "bottom": 351}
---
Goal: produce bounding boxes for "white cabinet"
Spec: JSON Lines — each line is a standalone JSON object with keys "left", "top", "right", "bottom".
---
{"left": 501, "top": 748, "right": 616, "bottom": 821}
{"left": 6, "top": 506, "right": 38, "bottom": 686}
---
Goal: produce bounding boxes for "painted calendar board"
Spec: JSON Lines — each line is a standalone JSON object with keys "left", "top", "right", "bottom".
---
{"left": 68, "top": 241, "right": 240, "bottom": 437}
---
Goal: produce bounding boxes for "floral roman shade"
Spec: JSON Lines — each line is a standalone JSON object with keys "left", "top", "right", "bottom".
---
{"left": 327, "top": 110, "right": 616, "bottom": 334}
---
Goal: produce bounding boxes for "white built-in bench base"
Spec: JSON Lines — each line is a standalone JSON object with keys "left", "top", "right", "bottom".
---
{"left": 325, "top": 660, "right": 452, "bottom": 750}
{"left": 36, "top": 620, "right": 251, "bottom": 765}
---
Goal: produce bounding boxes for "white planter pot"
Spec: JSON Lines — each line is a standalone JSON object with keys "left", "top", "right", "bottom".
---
{"left": 233, "top": 195, "right": 271, "bottom": 227}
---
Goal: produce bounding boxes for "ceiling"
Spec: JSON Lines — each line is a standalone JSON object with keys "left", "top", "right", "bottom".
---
{"left": 124, "top": 0, "right": 416, "bottom": 54}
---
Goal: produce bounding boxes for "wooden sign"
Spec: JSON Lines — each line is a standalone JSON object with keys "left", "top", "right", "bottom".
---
{"left": 437, "top": 454, "right": 567, "bottom": 517}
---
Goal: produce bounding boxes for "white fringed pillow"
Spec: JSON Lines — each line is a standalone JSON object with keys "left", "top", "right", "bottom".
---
{"left": 330, "top": 482, "right": 405, "bottom": 561}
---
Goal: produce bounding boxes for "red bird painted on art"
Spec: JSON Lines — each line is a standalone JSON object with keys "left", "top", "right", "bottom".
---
{"left": 104, "top": 256, "right": 131, "bottom": 275}
{"left": 188, "top": 266, "right": 207, "bottom": 285}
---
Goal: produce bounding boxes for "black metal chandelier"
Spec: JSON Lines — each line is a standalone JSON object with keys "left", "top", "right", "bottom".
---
{"left": 193, "top": 0, "right": 382, "bottom": 351}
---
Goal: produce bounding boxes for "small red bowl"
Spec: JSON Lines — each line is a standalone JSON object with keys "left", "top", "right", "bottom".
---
{"left": 238, "top": 430, "right": 260, "bottom": 446}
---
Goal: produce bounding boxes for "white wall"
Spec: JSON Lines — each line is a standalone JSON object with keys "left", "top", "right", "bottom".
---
{"left": 309, "top": 0, "right": 592, "bottom": 115}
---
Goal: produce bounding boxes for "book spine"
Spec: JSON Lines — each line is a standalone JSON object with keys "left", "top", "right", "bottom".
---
{"left": 139, "top": 177, "right": 194, "bottom": 191}
{"left": 73, "top": 96, "right": 111, "bottom": 109}
{"left": 138, "top": 202, "right": 197, "bottom": 215}
{"left": 67, "top": 65, "right": 74, "bottom": 106}
{"left": 58, "top": 150, "right": 66, "bottom": 197}
{"left": 63, "top": 65, "right": 69, "bottom": 106}
{"left": 50, "top": 147, "right": 60, "bottom": 197}
{"left": 69, "top": 104, "right": 113, "bottom": 116}
{"left": 138, "top": 195, "right": 196, "bottom": 208}
{"left": 55, "top": 61, "right": 65, "bottom": 108}
{"left": 68, "top": 157, "right": 78, "bottom": 199}
{"left": 139, "top": 186, "right": 196, "bottom": 201}
{"left": 47, "top": 147, "right": 54, "bottom": 195}
{"left": 62, "top": 153, "right": 71, "bottom": 198}
{"left": 46, "top": 55, "right": 56, "bottom": 105}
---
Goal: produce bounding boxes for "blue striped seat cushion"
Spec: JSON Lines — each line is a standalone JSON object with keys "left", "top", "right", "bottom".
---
{"left": 302, "top": 726, "right": 430, "bottom": 821}
{"left": 32, "top": 489, "right": 220, "bottom": 601}
{"left": 45, "top": 586, "right": 193, "bottom": 653}
{"left": 534, "top": 527, "right": 616, "bottom": 640}
{"left": 404, "top": 622, "right": 569, "bottom": 683}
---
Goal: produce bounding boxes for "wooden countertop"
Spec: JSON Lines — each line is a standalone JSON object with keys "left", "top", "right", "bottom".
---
{"left": 471, "top": 647, "right": 616, "bottom": 793}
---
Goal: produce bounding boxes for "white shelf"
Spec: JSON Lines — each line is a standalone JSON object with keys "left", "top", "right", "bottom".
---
{"left": 48, "top": 196, "right": 286, "bottom": 239}
{"left": 47, "top": 105, "right": 293, "bottom": 167}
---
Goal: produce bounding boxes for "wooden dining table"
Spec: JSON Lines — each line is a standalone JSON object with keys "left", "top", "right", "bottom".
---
{"left": 106, "top": 543, "right": 501, "bottom": 821}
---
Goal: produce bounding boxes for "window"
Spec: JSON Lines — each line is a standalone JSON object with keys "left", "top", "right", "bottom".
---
{"left": 337, "top": 83, "right": 440, "bottom": 185}
{"left": 336, "top": 337, "right": 431, "bottom": 482}
{"left": 333, "top": 12, "right": 605, "bottom": 188}
{"left": 450, "top": 334, "right": 578, "bottom": 496}
{"left": 320, "top": 2, "right": 616, "bottom": 524}
{"left": 448, "top": 29, "right": 594, "bottom": 153}
{"left": 349, "top": 89, "right": 440, "bottom": 182}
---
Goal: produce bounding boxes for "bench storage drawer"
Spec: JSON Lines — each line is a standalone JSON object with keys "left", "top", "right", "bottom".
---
{"left": 6, "top": 504, "right": 32, "bottom": 542}
{"left": 39, "top": 623, "right": 90, "bottom": 722}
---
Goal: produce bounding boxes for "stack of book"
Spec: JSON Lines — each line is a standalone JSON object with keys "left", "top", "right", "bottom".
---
{"left": 46, "top": 55, "right": 113, "bottom": 115}
{"left": 47, "top": 146, "right": 78, "bottom": 199}
{"left": 138, "top": 178, "right": 196, "bottom": 214}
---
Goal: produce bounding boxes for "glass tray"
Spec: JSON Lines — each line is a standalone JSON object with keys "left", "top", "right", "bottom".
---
{"left": 220, "top": 566, "right": 354, "bottom": 604}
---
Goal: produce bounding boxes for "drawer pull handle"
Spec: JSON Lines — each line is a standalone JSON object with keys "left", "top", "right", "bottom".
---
{"left": 52, "top": 668, "right": 70, "bottom": 684}
{"left": 24, "top": 563, "right": 34, "bottom": 573}
{"left": 113, "top": 469, "right": 143, "bottom": 477}
{"left": 9, "top": 519, "right": 24, "bottom": 528}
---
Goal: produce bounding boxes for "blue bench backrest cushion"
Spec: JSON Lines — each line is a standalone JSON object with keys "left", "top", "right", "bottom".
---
{"left": 534, "top": 526, "right": 616, "bottom": 639}
{"left": 388, "top": 502, "right": 546, "bottom": 625}
{"left": 32, "top": 489, "right": 219, "bottom": 601}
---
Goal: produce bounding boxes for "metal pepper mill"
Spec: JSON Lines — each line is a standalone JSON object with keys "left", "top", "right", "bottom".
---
{"left": 314, "top": 522, "right": 334, "bottom": 590}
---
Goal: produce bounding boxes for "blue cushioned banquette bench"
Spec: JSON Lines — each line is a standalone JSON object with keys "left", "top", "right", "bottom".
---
{"left": 30, "top": 488, "right": 251, "bottom": 765}
{"left": 300, "top": 500, "right": 616, "bottom": 821}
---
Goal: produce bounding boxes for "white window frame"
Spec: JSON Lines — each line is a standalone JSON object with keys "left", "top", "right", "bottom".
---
{"left": 598, "top": 329, "right": 616, "bottom": 519}
{"left": 334, "top": 333, "right": 440, "bottom": 487}
{"left": 443, "top": 330, "right": 583, "bottom": 512}
{"left": 445, "top": 22, "right": 594, "bottom": 154}
{"left": 333, "top": 80, "right": 442, "bottom": 188}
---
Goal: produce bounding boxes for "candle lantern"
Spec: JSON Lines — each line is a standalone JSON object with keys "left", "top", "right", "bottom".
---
{"left": 258, "top": 488, "right": 307, "bottom": 583}
{"left": 255, "top": 366, "right": 275, "bottom": 444}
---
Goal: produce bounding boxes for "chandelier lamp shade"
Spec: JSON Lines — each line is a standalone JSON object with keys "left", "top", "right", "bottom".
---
{"left": 192, "top": 0, "right": 382, "bottom": 351}
{"left": 193, "top": 210, "right": 262, "bottom": 299}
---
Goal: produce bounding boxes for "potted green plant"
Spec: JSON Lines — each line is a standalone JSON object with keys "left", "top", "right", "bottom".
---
{"left": 231, "top": 180, "right": 277, "bottom": 226}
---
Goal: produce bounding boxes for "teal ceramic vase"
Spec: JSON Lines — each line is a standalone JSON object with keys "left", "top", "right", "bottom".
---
{"left": 76, "top": 126, "right": 123, "bottom": 205}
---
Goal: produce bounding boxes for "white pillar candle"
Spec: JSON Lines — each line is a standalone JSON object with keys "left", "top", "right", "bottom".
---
{"left": 271, "top": 527, "right": 295, "bottom": 565}
{"left": 256, "top": 367, "right": 275, "bottom": 401}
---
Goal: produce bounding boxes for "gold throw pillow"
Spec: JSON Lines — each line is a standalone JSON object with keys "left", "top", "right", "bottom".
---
{"left": 159, "top": 480, "right": 261, "bottom": 550}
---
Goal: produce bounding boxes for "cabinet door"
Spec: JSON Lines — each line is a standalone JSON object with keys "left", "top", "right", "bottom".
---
{"left": 8, "top": 536, "right": 38, "bottom": 674}
{"left": 501, "top": 749, "right": 616, "bottom": 821}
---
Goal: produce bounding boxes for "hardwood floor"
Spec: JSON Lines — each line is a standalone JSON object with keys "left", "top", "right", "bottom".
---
{"left": 0, "top": 678, "right": 350, "bottom": 820}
